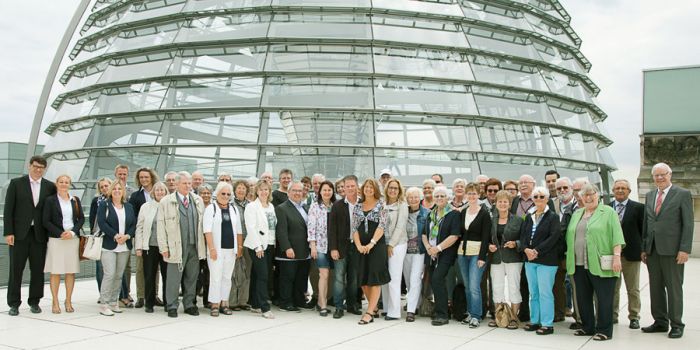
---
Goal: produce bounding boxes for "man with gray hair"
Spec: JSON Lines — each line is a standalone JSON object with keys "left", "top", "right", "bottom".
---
{"left": 641, "top": 163, "right": 694, "bottom": 338}
{"left": 306, "top": 173, "right": 326, "bottom": 206}
{"left": 164, "top": 171, "right": 178, "bottom": 194}
{"left": 157, "top": 171, "right": 206, "bottom": 318}
{"left": 260, "top": 172, "right": 273, "bottom": 185}
{"left": 191, "top": 171, "right": 205, "bottom": 194}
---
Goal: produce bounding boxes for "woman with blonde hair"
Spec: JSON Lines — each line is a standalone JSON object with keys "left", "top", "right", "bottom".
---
{"left": 381, "top": 178, "right": 408, "bottom": 320}
{"left": 42, "top": 175, "right": 84, "bottom": 313}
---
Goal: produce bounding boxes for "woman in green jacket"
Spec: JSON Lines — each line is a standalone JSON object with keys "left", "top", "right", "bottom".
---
{"left": 566, "top": 184, "right": 625, "bottom": 341}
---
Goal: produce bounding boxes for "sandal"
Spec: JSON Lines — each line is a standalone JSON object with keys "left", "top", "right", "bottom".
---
{"left": 488, "top": 320, "right": 498, "bottom": 327}
{"left": 64, "top": 301, "right": 74, "bottom": 313}
{"left": 358, "top": 313, "right": 374, "bottom": 325}
{"left": 231, "top": 306, "right": 242, "bottom": 311}
{"left": 319, "top": 308, "right": 329, "bottom": 317}
{"left": 536, "top": 326, "right": 554, "bottom": 335}
{"left": 406, "top": 312, "right": 415, "bottom": 322}
{"left": 52, "top": 302, "right": 61, "bottom": 314}
{"left": 239, "top": 305, "right": 251, "bottom": 311}
{"left": 524, "top": 323, "right": 541, "bottom": 332}
{"left": 210, "top": 307, "right": 220, "bottom": 317}
{"left": 592, "top": 333, "right": 610, "bottom": 341}
{"left": 220, "top": 306, "right": 233, "bottom": 315}
{"left": 574, "top": 329, "right": 594, "bottom": 336}
{"left": 507, "top": 320, "right": 519, "bottom": 330}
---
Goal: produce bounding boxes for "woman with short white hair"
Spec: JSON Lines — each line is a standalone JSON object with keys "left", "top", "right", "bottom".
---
{"left": 451, "top": 178, "right": 467, "bottom": 209}
{"left": 203, "top": 181, "right": 243, "bottom": 316}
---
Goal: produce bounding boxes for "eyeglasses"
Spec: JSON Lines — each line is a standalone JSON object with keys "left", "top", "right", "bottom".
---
{"left": 486, "top": 189, "right": 499, "bottom": 193}
{"left": 556, "top": 186, "right": 569, "bottom": 191}
{"left": 533, "top": 195, "right": 547, "bottom": 199}
{"left": 219, "top": 193, "right": 231, "bottom": 196}
{"left": 652, "top": 172, "right": 669, "bottom": 178}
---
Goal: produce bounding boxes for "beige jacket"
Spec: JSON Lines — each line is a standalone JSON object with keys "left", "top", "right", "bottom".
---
{"left": 135, "top": 200, "right": 159, "bottom": 251}
{"left": 156, "top": 192, "right": 205, "bottom": 263}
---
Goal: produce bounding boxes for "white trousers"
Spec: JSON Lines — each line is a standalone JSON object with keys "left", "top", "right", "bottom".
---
{"left": 381, "top": 243, "right": 407, "bottom": 318}
{"left": 208, "top": 249, "right": 236, "bottom": 303}
{"left": 490, "top": 262, "right": 523, "bottom": 304}
{"left": 402, "top": 253, "right": 425, "bottom": 313}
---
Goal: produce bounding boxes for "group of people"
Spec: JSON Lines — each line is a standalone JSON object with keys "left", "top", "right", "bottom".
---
{"left": 3, "top": 156, "right": 693, "bottom": 341}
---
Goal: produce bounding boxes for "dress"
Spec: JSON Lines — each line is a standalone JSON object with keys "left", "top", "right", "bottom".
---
{"left": 353, "top": 202, "right": 391, "bottom": 286}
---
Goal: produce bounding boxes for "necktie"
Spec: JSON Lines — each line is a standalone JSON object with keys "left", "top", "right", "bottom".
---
{"left": 183, "top": 195, "right": 189, "bottom": 209}
{"left": 616, "top": 203, "right": 625, "bottom": 222}
{"left": 654, "top": 190, "right": 663, "bottom": 215}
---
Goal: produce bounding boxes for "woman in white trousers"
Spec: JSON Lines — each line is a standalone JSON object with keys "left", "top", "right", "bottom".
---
{"left": 203, "top": 182, "right": 243, "bottom": 317}
{"left": 402, "top": 187, "right": 429, "bottom": 322}
{"left": 381, "top": 178, "right": 408, "bottom": 320}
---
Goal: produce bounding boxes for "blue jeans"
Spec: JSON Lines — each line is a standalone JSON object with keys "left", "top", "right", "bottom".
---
{"left": 524, "top": 262, "right": 558, "bottom": 327}
{"left": 333, "top": 249, "right": 359, "bottom": 310}
{"left": 457, "top": 255, "right": 486, "bottom": 320}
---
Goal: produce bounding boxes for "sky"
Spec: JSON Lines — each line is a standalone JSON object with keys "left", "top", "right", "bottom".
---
{"left": 0, "top": 0, "right": 698, "bottom": 200}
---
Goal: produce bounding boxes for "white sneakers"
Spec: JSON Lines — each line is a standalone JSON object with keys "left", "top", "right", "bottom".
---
{"left": 110, "top": 304, "right": 123, "bottom": 313}
{"left": 100, "top": 305, "right": 114, "bottom": 316}
{"left": 262, "top": 311, "right": 275, "bottom": 319}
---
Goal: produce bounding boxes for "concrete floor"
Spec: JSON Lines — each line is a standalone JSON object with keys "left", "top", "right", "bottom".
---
{"left": 0, "top": 260, "right": 698, "bottom": 350}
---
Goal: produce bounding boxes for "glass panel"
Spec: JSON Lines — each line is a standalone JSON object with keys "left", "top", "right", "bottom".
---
{"left": 0, "top": 143, "right": 8, "bottom": 159}
{"left": 85, "top": 119, "right": 163, "bottom": 147}
{"left": 468, "top": 54, "right": 549, "bottom": 91}
{"left": 106, "top": 20, "right": 183, "bottom": 53}
{"left": 174, "top": 14, "right": 271, "bottom": 43}
{"left": 158, "top": 146, "right": 258, "bottom": 178}
{"left": 160, "top": 112, "right": 260, "bottom": 145}
{"left": 97, "top": 57, "right": 174, "bottom": 85}
{"left": 477, "top": 153, "right": 555, "bottom": 182}
{"left": 375, "top": 115, "right": 480, "bottom": 151}
{"left": 475, "top": 121, "right": 559, "bottom": 157}
{"left": 373, "top": 47, "right": 474, "bottom": 81}
{"left": 65, "top": 69, "right": 105, "bottom": 92}
{"left": 473, "top": 91, "right": 557, "bottom": 124}
{"left": 375, "top": 79, "right": 478, "bottom": 114}
{"left": 374, "top": 149, "right": 480, "bottom": 186}
{"left": 262, "top": 76, "right": 373, "bottom": 109}
{"left": 163, "top": 77, "right": 263, "bottom": 108}
{"left": 168, "top": 46, "right": 267, "bottom": 75}
{"left": 550, "top": 128, "right": 604, "bottom": 164}
{"left": 261, "top": 146, "right": 374, "bottom": 181}
{"left": 465, "top": 30, "right": 542, "bottom": 62}
{"left": 461, "top": 1, "right": 532, "bottom": 31}
{"left": 269, "top": 13, "right": 371, "bottom": 40}
{"left": 52, "top": 96, "right": 99, "bottom": 124}
{"left": 549, "top": 106, "right": 596, "bottom": 131}
{"left": 273, "top": 0, "right": 371, "bottom": 6}
{"left": 540, "top": 68, "right": 593, "bottom": 103}
{"left": 523, "top": 13, "right": 574, "bottom": 46}
{"left": 120, "top": 0, "right": 186, "bottom": 23}
{"left": 533, "top": 41, "right": 587, "bottom": 75}
{"left": 45, "top": 158, "right": 88, "bottom": 184}
{"left": 266, "top": 45, "right": 372, "bottom": 73}
{"left": 43, "top": 128, "right": 93, "bottom": 153}
{"left": 373, "top": 0, "right": 464, "bottom": 16}
{"left": 266, "top": 112, "right": 373, "bottom": 146}
{"left": 373, "top": 16, "right": 469, "bottom": 48}
{"left": 79, "top": 147, "right": 161, "bottom": 182}
{"left": 91, "top": 81, "right": 169, "bottom": 115}
{"left": 183, "top": 0, "right": 272, "bottom": 11}
{"left": 72, "top": 35, "right": 117, "bottom": 64}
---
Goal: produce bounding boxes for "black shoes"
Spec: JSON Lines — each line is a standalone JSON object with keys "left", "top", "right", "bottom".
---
{"left": 347, "top": 307, "right": 362, "bottom": 315}
{"left": 280, "top": 305, "right": 301, "bottom": 313}
{"left": 384, "top": 316, "right": 399, "bottom": 321}
{"left": 524, "top": 323, "right": 541, "bottom": 332}
{"left": 29, "top": 304, "right": 41, "bottom": 314}
{"left": 184, "top": 307, "right": 199, "bottom": 316}
{"left": 641, "top": 323, "right": 669, "bottom": 333}
{"left": 669, "top": 327, "right": 683, "bottom": 339}
{"left": 431, "top": 318, "right": 449, "bottom": 326}
{"left": 333, "top": 309, "right": 344, "bottom": 319}
{"left": 569, "top": 322, "right": 582, "bottom": 330}
{"left": 135, "top": 298, "right": 144, "bottom": 308}
{"left": 155, "top": 297, "right": 164, "bottom": 307}
{"left": 167, "top": 309, "right": 178, "bottom": 318}
{"left": 629, "top": 319, "right": 640, "bottom": 329}
{"left": 145, "top": 306, "right": 154, "bottom": 313}
{"left": 8, "top": 307, "right": 19, "bottom": 316}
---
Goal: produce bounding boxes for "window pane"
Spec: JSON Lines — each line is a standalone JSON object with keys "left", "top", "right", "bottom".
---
{"left": 269, "top": 13, "right": 371, "bottom": 40}
{"left": 168, "top": 46, "right": 267, "bottom": 75}
{"left": 160, "top": 112, "right": 260, "bottom": 144}
{"left": 473, "top": 92, "right": 557, "bottom": 124}
{"left": 373, "top": 47, "right": 474, "bottom": 81}
{"left": 375, "top": 79, "right": 478, "bottom": 114}
{"left": 272, "top": 0, "right": 370, "bottom": 6}
{"left": 261, "top": 146, "right": 373, "bottom": 181}
{"left": 183, "top": 0, "right": 272, "bottom": 11}
{"left": 374, "top": 149, "right": 479, "bottom": 186}
{"left": 265, "top": 112, "right": 373, "bottom": 146}
{"left": 158, "top": 146, "right": 258, "bottom": 178}
{"left": 78, "top": 147, "right": 161, "bottom": 183}
{"left": 375, "top": 115, "right": 480, "bottom": 151}
{"left": 91, "top": 81, "right": 169, "bottom": 115}
{"left": 262, "top": 76, "right": 373, "bottom": 109}
{"left": 175, "top": 14, "right": 271, "bottom": 43}
{"left": 373, "top": 0, "right": 463, "bottom": 16}
{"left": 106, "top": 20, "right": 183, "bottom": 53}
{"left": 476, "top": 121, "right": 559, "bottom": 157}
{"left": 373, "top": 15, "right": 469, "bottom": 48}
{"left": 266, "top": 45, "right": 372, "bottom": 73}
{"left": 85, "top": 119, "right": 163, "bottom": 147}
{"left": 43, "top": 128, "right": 93, "bottom": 153}
{"left": 469, "top": 54, "right": 549, "bottom": 91}
{"left": 477, "top": 153, "right": 555, "bottom": 182}
{"left": 465, "top": 31, "right": 541, "bottom": 62}
{"left": 163, "top": 77, "right": 263, "bottom": 108}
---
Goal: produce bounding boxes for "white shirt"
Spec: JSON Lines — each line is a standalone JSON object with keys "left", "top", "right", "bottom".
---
{"left": 29, "top": 177, "right": 41, "bottom": 226}
{"left": 113, "top": 206, "right": 128, "bottom": 253}
{"left": 58, "top": 195, "right": 75, "bottom": 237}
{"left": 613, "top": 198, "right": 629, "bottom": 221}
{"left": 655, "top": 184, "right": 672, "bottom": 207}
{"left": 143, "top": 189, "right": 152, "bottom": 203}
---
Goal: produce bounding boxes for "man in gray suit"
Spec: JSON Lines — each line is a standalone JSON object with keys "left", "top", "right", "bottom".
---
{"left": 641, "top": 162, "right": 694, "bottom": 339}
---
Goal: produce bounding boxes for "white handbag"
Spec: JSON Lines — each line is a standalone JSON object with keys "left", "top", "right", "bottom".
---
{"left": 83, "top": 234, "right": 103, "bottom": 261}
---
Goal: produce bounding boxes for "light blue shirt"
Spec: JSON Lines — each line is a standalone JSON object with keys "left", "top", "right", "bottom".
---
{"left": 291, "top": 199, "right": 308, "bottom": 223}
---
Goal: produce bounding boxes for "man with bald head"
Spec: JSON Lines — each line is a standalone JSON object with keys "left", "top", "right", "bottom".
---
{"left": 641, "top": 163, "right": 694, "bottom": 338}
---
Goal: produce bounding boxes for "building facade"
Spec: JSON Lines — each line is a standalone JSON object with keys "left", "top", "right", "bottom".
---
{"left": 32, "top": 0, "right": 615, "bottom": 201}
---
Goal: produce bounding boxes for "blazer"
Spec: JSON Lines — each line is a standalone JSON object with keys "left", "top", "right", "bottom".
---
{"left": 128, "top": 187, "right": 149, "bottom": 219}
{"left": 566, "top": 205, "right": 625, "bottom": 278}
{"left": 385, "top": 201, "right": 409, "bottom": 247}
{"left": 275, "top": 200, "right": 310, "bottom": 259}
{"left": 135, "top": 200, "right": 159, "bottom": 250}
{"left": 3, "top": 175, "right": 56, "bottom": 241}
{"left": 243, "top": 199, "right": 275, "bottom": 251}
{"left": 519, "top": 207, "right": 561, "bottom": 266}
{"left": 328, "top": 198, "right": 355, "bottom": 259}
{"left": 458, "top": 204, "right": 492, "bottom": 261}
{"left": 423, "top": 209, "right": 461, "bottom": 264}
{"left": 97, "top": 200, "right": 136, "bottom": 250}
{"left": 42, "top": 194, "right": 85, "bottom": 239}
{"left": 413, "top": 205, "right": 430, "bottom": 254}
{"left": 609, "top": 199, "right": 644, "bottom": 261}
{"left": 490, "top": 211, "right": 524, "bottom": 264}
{"left": 203, "top": 203, "right": 243, "bottom": 255}
{"left": 642, "top": 185, "right": 694, "bottom": 256}
{"left": 89, "top": 196, "right": 102, "bottom": 232}
{"left": 156, "top": 192, "right": 206, "bottom": 263}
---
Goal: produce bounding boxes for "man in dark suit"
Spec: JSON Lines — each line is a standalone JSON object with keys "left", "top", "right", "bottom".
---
{"left": 3, "top": 155, "right": 57, "bottom": 316}
{"left": 275, "top": 181, "right": 311, "bottom": 312}
{"left": 328, "top": 175, "right": 362, "bottom": 318}
{"left": 610, "top": 179, "right": 644, "bottom": 329}
{"left": 641, "top": 163, "right": 694, "bottom": 339}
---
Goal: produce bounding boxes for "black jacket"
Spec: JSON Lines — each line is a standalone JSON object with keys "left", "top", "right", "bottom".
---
{"left": 275, "top": 200, "right": 310, "bottom": 259}
{"left": 42, "top": 195, "right": 85, "bottom": 238}
{"left": 128, "top": 188, "right": 149, "bottom": 219}
{"left": 328, "top": 198, "right": 354, "bottom": 259}
{"left": 96, "top": 200, "right": 136, "bottom": 250}
{"left": 423, "top": 209, "right": 462, "bottom": 264}
{"left": 3, "top": 175, "right": 56, "bottom": 241}
{"left": 458, "top": 205, "right": 492, "bottom": 261}
{"left": 490, "top": 211, "right": 524, "bottom": 264}
{"left": 510, "top": 196, "right": 556, "bottom": 216}
{"left": 610, "top": 200, "right": 644, "bottom": 261}
{"left": 519, "top": 209, "right": 561, "bottom": 266}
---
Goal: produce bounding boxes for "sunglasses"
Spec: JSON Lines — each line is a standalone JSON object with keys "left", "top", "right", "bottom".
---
{"left": 533, "top": 195, "right": 547, "bottom": 199}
